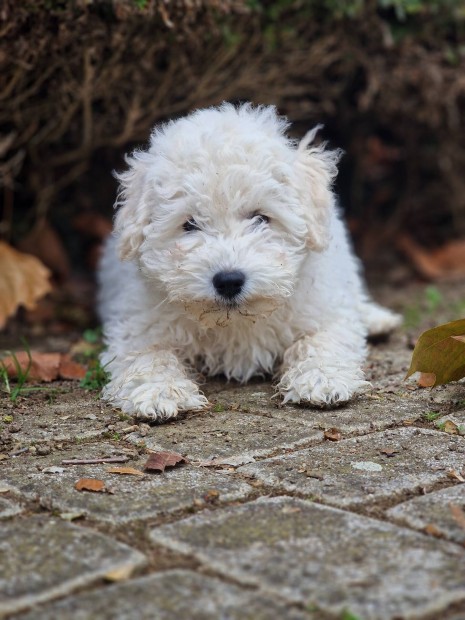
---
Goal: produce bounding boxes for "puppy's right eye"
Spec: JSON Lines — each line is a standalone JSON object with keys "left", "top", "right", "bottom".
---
{"left": 183, "top": 219, "right": 200, "bottom": 232}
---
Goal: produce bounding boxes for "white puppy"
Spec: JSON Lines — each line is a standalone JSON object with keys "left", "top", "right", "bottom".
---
{"left": 98, "top": 103, "right": 400, "bottom": 421}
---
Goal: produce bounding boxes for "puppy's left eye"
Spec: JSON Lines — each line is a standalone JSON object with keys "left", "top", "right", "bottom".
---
{"left": 249, "top": 213, "right": 270, "bottom": 226}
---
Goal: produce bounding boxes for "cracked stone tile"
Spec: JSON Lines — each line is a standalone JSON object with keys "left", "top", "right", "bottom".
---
{"left": 0, "top": 496, "right": 22, "bottom": 519}
{"left": 0, "top": 516, "right": 146, "bottom": 617}
{"left": 15, "top": 570, "right": 312, "bottom": 620}
{"left": 2, "top": 392, "right": 122, "bottom": 445}
{"left": 202, "top": 373, "right": 431, "bottom": 436}
{"left": 126, "top": 409, "right": 322, "bottom": 461}
{"left": 1, "top": 443, "right": 253, "bottom": 523}
{"left": 238, "top": 428, "right": 465, "bottom": 509}
{"left": 387, "top": 484, "right": 465, "bottom": 544}
{"left": 150, "top": 496, "right": 465, "bottom": 620}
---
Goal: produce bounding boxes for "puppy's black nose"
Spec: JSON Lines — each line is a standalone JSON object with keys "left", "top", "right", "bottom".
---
{"left": 213, "top": 270, "right": 246, "bottom": 300}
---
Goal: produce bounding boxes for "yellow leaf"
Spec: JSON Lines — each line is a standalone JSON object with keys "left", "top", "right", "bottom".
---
{"left": 106, "top": 466, "right": 144, "bottom": 476}
{"left": 406, "top": 319, "right": 465, "bottom": 387}
{"left": 104, "top": 564, "right": 137, "bottom": 582}
{"left": 0, "top": 242, "right": 51, "bottom": 329}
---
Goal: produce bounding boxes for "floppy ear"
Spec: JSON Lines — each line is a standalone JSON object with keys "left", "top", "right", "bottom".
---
{"left": 113, "top": 150, "right": 152, "bottom": 261}
{"left": 294, "top": 125, "right": 342, "bottom": 252}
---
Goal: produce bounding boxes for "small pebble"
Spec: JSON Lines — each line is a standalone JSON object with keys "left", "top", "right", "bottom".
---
{"left": 36, "top": 445, "right": 51, "bottom": 456}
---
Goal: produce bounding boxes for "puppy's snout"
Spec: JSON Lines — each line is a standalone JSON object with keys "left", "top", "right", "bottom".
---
{"left": 213, "top": 270, "right": 246, "bottom": 300}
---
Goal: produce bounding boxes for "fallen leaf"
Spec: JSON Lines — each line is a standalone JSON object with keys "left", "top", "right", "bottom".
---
{"left": 75, "top": 478, "right": 106, "bottom": 492}
{"left": 324, "top": 427, "right": 342, "bottom": 441}
{"left": 406, "top": 319, "right": 465, "bottom": 388}
{"left": 397, "top": 235, "right": 465, "bottom": 280}
{"left": 423, "top": 523, "right": 442, "bottom": 537}
{"left": 203, "top": 489, "right": 220, "bottom": 503}
{"left": 104, "top": 564, "right": 138, "bottom": 582}
{"left": 17, "top": 221, "right": 70, "bottom": 280}
{"left": 418, "top": 372, "right": 436, "bottom": 388}
{"left": 444, "top": 420, "right": 459, "bottom": 435}
{"left": 58, "top": 354, "right": 87, "bottom": 380}
{"left": 0, "top": 242, "right": 52, "bottom": 329}
{"left": 447, "top": 469, "right": 465, "bottom": 482}
{"left": 402, "top": 419, "right": 415, "bottom": 426}
{"left": 106, "top": 466, "right": 144, "bottom": 476}
{"left": 380, "top": 448, "right": 398, "bottom": 457}
{"left": 144, "top": 451, "right": 187, "bottom": 473}
{"left": 1, "top": 351, "right": 86, "bottom": 382}
{"left": 450, "top": 503, "right": 465, "bottom": 531}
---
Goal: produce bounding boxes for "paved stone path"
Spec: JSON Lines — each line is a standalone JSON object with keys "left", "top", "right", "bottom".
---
{"left": 1, "top": 288, "right": 465, "bottom": 619}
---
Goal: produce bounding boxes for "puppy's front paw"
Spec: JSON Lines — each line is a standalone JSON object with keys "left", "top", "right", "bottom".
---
{"left": 277, "top": 366, "right": 369, "bottom": 407}
{"left": 104, "top": 378, "right": 208, "bottom": 421}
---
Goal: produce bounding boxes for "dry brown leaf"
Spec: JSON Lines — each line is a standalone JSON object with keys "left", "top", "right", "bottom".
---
{"left": 324, "top": 427, "right": 342, "bottom": 441}
{"left": 2, "top": 351, "right": 60, "bottom": 382}
{"left": 18, "top": 221, "right": 70, "bottom": 280}
{"left": 144, "top": 451, "right": 187, "bottom": 473}
{"left": 418, "top": 372, "right": 436, "bottom": 388}
{"left": 58, "top": 354, "right": 87, "bottom": 380}
{"left": 450, "top": 504, "right": 465, "bottom": 531}
{"left": 0, "top": 242, "right": 52, "bottom": 329}
{"left": 75, "top": 478, "right": 106, "bottom": 492}
{"left": 397, "top": 235, "right": 465, "bottom": 281}
{"left": 423, "top": 523, "right": 442, "bottom": 537}
{"left": 1, "top": 351, "right": 86, "bottom": 382}
{"left": 447, "top": 469, "right": 465, "bottom": 482}
{"left": 106, "top": 466, "right": 144, "bottom": 476}
{"left": 444, "top": 420, "right": 459, "bottom": 435}
{"left": 380, "top": 448, "right": 398, "bottom": 457}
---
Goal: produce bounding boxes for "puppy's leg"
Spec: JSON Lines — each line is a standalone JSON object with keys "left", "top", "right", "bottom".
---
{"left": 360, "top": 301, "right": 402, "bottom": 337}
{"left": 277, "top": 321, "right": 369, "bottom": 406}
{"left": 101, "top": 349, "right": 208, "bottom": 421}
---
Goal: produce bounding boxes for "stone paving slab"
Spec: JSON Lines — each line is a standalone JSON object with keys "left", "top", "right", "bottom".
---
{"left": 387, "top": 484, "right": 465, "bottom": 545}
{"left": 126, "top": 409, "right": 322, "bottom": 461}
{"left": 150, "top": 496, "right": 465, "bottom": 620}
{"left": 203, "top": 377, "right": 431, "bottom": 436}
{"left": 0, "top": 496, "right": 22, "bottom": 519}
{"left": 1, "top": 443, "right": 253, "bottom": 523}
{"left": 238, "top": 427, "right": 465, "bottom": 508}
{"left": 1, "top": 393, "right": 122, "bottom": 446}
{"left": 15, "top": 570, "right": 312, "bottom": 620}
{"left": 0, "top": 516, "right": 146, "bottom": 617}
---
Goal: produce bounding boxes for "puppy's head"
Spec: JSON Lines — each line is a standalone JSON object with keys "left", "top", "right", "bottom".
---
{"left": 114, "top": 103, "right": 340, "bottom": 327}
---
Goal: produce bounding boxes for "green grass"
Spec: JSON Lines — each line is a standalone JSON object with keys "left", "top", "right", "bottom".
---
{"left": 0, "top": 342, "right": 32, "bottom": 404}
{"left": 80, "top": 358, "right": 110, "bottom": 391}
{"left": 422, "top": 410, "right": 442, "bottom": 422}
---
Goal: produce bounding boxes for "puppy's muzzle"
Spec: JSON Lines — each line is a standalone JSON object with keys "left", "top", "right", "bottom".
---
{"left": 213, "top": 270, "right": 246, "bottom": 301}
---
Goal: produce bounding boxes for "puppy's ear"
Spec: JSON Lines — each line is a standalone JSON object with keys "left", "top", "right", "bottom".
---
{"left": 113, "top": 150, "right": 152, "bottom": 261}
{"left": 294, "top": 125, "right": 342, "bottom": 252}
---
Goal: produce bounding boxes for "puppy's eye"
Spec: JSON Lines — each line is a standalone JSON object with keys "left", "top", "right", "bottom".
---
{"left": 183, "top": 218, "right": 200, "bottom": 232}
{"left": 250, "top": 213, "right": 270, "bottom": 226}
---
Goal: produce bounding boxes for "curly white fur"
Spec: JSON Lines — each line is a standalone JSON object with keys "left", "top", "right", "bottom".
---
{"left": 98, "top": 103, "right": 401, "bottom": 421}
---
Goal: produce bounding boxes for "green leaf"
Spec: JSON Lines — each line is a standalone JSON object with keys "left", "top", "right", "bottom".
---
{"left": 407, "top": 319, "right": 465, "bottom": 387}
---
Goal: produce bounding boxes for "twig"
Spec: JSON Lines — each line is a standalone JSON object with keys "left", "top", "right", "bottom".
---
{"left": 11, "top": 447, "right": 29, "bottom": 457}
{"left": 62, "top": 456, "right": 129, "bottom": 465}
